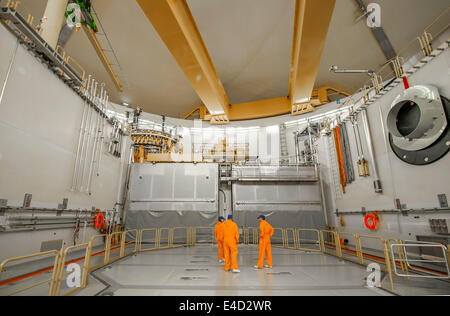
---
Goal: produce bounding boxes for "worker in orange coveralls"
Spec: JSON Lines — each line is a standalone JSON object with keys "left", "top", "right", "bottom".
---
{"left": 215, "top": 216, "right": 225, "bottom": 263}
{"left": 223, "top": 214, "right": 240, "bottom": 273}
{"left": 254, "top": 215, "right": 274, "bottom": 270}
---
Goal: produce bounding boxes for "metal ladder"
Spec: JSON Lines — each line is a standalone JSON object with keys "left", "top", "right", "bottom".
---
{"left": 326, "top": 134, "right": 343, "bottom": 200}
{"left": 279, "top": 124, "right": 289, "bottom": 165}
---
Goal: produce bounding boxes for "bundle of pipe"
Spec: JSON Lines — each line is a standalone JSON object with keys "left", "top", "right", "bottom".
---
{"left": 337, "top": 122, "right": 355, "bottom": 184}
{"left": 71, "top": 76, "right": 110, "bottom": 194}
{"left": 108, "top": 119, "right": 122, "bottom": 158}
{"left": 333, "top": 126, "right": 347, "bottom": 193}
{"left": 4, "top": 211, "right": 95, "bottom": 233}
{"left": 360, "top": 109, "right": 382, "bottom": 193}
{"left": 350, "top": 114, "right": 370, "bottom": 177}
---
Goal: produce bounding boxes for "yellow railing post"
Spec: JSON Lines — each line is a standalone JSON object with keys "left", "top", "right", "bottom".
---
{"left": 334, "top": 231, "right": 342, "bottom": 258}
{"left": 50, "top": 248, "right": 64, "bottom": 296}
{"left": 355, "top": 235, "right": 363, "bottom": 264}
{"left": 0, "top": 250, "right": 60, "bottom": 296}
{"left": 120, "top": 232, "right": 126, "bottom": 258}
{"left": 382, "top": 239, "right": 395, "bottom": 292}
{"left": 82, "top": 241, "right": 92, "bottom": 287}
{"left": 319, "top": 230, "right": 325, "bottom": 252}
{"left": 104, "top": 234, "right": 111, "bottom": 264}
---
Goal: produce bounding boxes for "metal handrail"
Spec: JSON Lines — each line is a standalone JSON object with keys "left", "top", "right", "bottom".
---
{"left": 123, "top": 229, "right": 139, "bottom": 256}
{"left": 320, "top": 230, "right": 341, "bottom": 257}
{"left": 139, "top": 228, "right": 158, "bottom": 252}
{"left": 3, "top": 225, "right": 449, "bottom": 296}
{"left": 247, "top": 227, "right": 259, "bottom": 245}
{"left": 54, "top": 243, "right": 89, "bottom": 296}
{"left": 158, "top": 228, "right": 171, "bottom": 249}
{"left": 0, "top": 250, "right": 60, "bottom": 296}
{"left": 337, "top": 232, "right": 361, "bottom": 264}
{"left": 172, "top": 227, "right": 188, "bottom": 247}
{"left": 271, "top": 228, "right": 286, "bottom": 248}
{"left": 193, "top": 227, "right": 215, "bottom": 245}
{"left": 390, "top": 243, "right": 450, "bottom": 279}
{"left": 285, "top": 228, "right": 298, "bottom": 249}
{"left": 296, "top": 228, "right": 321, "bottom": 252}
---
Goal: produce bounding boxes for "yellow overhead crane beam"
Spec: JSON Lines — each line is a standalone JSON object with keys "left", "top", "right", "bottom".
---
{"left": 137, "top": 0, "right": 230, "bottom": 123}
{"left": 185, "top": 86, "right": 350, "bottom": 121}
{"left": 139, "top": 0, "right": 336, "bottom": 123}
{"left": 83, "top": 25, "right": 123, "bottom": 92}
{"left": 289, "top": 0, "right": 336, "bottom": 115}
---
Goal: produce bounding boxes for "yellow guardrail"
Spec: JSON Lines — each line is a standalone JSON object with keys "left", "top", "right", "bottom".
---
{"left": 296, "top": 228, "right": 321, "bottom": 252}
{"left": 139, "top": 228, "right": 158, "bottom": 252}
{"left": 3, "top": 225, "right": 449, "bottom": 296}
{"left": 271, "top": 228, "right": 286, "bottom": 248}
{"left": 54, "top": 243, "right": 90, "bottom": 297}
{"left": 171, "top": 227, "right": 189, "bottom": 248}
{"left": 248, "top": 227, "right": 259, "bottom": 245}
{"left": 320, "top": 229, "right": 342, "bottom": 257}
{"left": 345, "top": 7, "right": 449, "bottom": 117}
{"left": 285, "top": 228, "right": 298, "bottom": 249}
{"left": 337, "top": 232, "right": 362, "bottom": 264}
{"left": 243, "top": 227, "right": 249, "bottom": 245}
{"left": 0, "top": 250, "right": 61, "bottom": 296}
{"left": 158, "top": 228, "right": 171, "bottom": 249}
{"left": 193, "top": 227, "right": 215, "bottom": 245}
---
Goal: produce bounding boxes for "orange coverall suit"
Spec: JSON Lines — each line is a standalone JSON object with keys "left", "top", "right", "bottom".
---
{"left": 257, "top": 220, "right": 274, "bottom": 268}
{"left": 215, "top": 221, "right": 224, "bottom": 261}
{"left": 223, "top": 219, "right": 239, "bottom": 271}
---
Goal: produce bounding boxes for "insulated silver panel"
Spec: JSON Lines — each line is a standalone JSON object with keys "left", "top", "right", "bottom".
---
{"left": 128, "top": 163, "right": 218, "bottom": 212}
{"left": 232, "top": 165, "right": 322, "bottom": 212}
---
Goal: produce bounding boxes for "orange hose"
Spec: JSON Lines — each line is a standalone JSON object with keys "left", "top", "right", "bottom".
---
{"left": 334, "top": 127, "right": 346, "bottom": 193}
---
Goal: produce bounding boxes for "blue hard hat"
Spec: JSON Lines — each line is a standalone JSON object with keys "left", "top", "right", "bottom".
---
{"left": 227, "top": 214, "right": 233, "bottom": 219}
{"left": 218, "top": 216, "right": 225, "bottom": 221}
{"left": 257, "top": 215, "right": 265, "bottom": 220}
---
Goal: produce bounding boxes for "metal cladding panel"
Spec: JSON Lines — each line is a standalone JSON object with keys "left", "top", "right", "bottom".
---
{"left": 231, "top": 165, "right": 322, "bottom": 212}
{"left": 129, "top": 163, "right": 218, "bottom": 212}
{"left": 234, "top": 211, "right": 326, "bottom": 230}
{"left": 232, "top": 165, "right": 317, "bottom": 178}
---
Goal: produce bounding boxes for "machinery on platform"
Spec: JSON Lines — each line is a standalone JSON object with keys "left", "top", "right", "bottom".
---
{"left": 127, "top": 109, "right": 183, "bottom": 163}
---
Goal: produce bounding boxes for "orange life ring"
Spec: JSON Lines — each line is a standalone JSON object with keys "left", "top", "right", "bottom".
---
{"left": 95, "top": 213, "right": 104, "bottom": 228}
{"left": 364, "top": 214, "right": 377, "bottom": 230}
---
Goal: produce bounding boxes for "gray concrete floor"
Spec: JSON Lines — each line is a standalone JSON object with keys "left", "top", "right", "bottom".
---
{"left": 2, "top": 245, "right": 448, "bottom": 296}
{"left": 83, "top": 245, "right": 393, "bottom": 296}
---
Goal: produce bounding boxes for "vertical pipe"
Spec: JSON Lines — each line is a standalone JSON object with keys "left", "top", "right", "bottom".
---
{"left": 81, "top": 81, "right": 97, "bottom": 191}
{"left": 120, "top": 145, "right": 135, "bottom": 225}
{"left": 0, "top": 39, "right": 19, "bottom": 107}
{"left": 87, "top": 84, "right": 104, "bottom": 194}
{"left": 78, "top": 79, "right": 96, "bottom": 191}
{"left": 93, "top": 91, "right": 105, "bottom": 178}
{"left": 72, "top": 75, "right": 91, "bottom": 190}
{"left": 318, "top": 166, "right": 329, "bottom": 226}
{"left": 361, "top": 109, "right": 382, "bottom": 193}
{"left": 96, "top": 94, "right": 108, "bottom": 176}
{"left": 307, "top": 121, "right": 318, "bottom": 178}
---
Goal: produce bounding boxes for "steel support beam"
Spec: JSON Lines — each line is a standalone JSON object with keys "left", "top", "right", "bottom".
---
{"left": 137, "top": 0, "right": 230, "bottom": 119}
{"left": 354, "top": 0, "right": 397, "bottom": 61}
{"left": 289, "top": 0, "right": 336, "bottom": 106}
